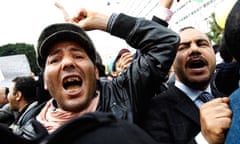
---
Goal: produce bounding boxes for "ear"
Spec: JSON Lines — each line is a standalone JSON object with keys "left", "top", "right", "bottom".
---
{"left": 43, "top": 71, "right": 48, "bottom": 90}
{"left": 44, "top": 80, "right": 48, "bottom": 90}
{"left": 15, "top": 91, "right": 22, "bottom": 101}
{"left": 95, "top": 67, "right": 99, "bottom": 80}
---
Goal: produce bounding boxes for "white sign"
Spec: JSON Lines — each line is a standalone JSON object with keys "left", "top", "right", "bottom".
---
{"left": 0, "top": 54, "right": 31, "bottom": 87}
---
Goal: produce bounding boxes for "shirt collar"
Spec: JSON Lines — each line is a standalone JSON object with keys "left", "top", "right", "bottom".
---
{"left": 175, "top": 80, "right": 212, "bottom": 101}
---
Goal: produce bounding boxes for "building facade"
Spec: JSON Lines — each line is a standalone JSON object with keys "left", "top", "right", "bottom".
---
{"left": 119, "top": 0, "right": 231, "bottom": 32}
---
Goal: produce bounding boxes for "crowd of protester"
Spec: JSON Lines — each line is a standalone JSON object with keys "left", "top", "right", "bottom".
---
{"left": 0, "top": 0, "right": 239, "bottom": 144}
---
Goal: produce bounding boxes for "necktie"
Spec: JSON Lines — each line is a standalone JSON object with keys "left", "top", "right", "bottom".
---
{"left": 198, "top": 92, "right": 213, "bottom": 103}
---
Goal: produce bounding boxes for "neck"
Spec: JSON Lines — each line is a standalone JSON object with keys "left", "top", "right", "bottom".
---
{"left": 18, "top": 102, "right": 28, "bottom": 113}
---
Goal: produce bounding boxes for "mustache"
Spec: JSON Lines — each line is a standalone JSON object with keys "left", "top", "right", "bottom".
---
{"left": 186, "top": 55, "right": 208, "bottom": 67}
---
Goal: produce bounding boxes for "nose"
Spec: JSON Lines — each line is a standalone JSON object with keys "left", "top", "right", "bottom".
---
{"left": 61, "top": 56, "right": 75, "bottom": 71}
{"left": 190, "top": 43, "right": 199, "bottom": 51}
{"left": 189, "top": 43, "right": 201, "bottom": 56}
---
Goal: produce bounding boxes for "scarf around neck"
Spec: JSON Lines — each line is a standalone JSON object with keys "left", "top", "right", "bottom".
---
{"left": 36, "top": 92, "right": 99, "bottom": 133}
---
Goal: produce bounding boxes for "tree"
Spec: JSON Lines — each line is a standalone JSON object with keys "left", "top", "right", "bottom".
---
{"left": 0, "top": 43, "right": 40, "bottom": 74}
{"left": 206, "top": 13, "right": 223, "bottom": 45}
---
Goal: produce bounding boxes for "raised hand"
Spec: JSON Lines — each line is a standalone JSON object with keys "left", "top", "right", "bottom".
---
{"left": 115, "top": 52, "right": 133, "bottom": 74}
{"left": 54, "top": 2, "right": 72, "bottom": 22}
{"left": 54, "top": 1, "right": 109, "bottom": 31}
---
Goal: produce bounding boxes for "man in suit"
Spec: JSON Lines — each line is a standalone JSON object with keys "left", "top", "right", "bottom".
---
{"left": 142, "top": 26, "right": 226, "bottom": 144}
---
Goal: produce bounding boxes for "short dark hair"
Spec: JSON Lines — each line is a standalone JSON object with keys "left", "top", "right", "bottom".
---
{"left": 224, "top": 0, "right": 240, "bottom": 63}
{"left": 96, "top": 51, "right": 106, "bottom": 77}
{"left": 219, "top": 37, "right": 233, "bottom": 63}
{"left": 12, "top": 76, "right": 37, "bottom": 103}
{"left": 178, "top": 26, "right": 212, "bottom": 45}
{"left": 178, "top": 26, "right": 195, "bottom": 32}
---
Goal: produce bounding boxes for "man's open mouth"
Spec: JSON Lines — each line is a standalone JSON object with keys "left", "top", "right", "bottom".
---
{"left": 63, "top": 76, "right": 83, "bottom": 90}
{"left": 186, "top": 56, "right": 208, "bottom": 69}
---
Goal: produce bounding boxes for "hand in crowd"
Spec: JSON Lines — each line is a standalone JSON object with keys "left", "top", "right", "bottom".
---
{"left": 159, "top": 0, "right": 174, "bottom": 9}
{"left": 54, "top": 1, "right": 109, "bottom": 31}
{"left": 200, "top": 97, "right": 232, "bottom": 144}
{"left": 115, "top": 52, "right": 133, "bottom": 74}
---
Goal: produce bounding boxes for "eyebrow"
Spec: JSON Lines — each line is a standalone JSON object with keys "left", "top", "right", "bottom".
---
{"left": 48, "top": 47, "right": 61, "bottom": 56}
{"left": 50, "top": 47, "right": 82, "bottom": 55}
{"left": 69, "top": 47, "right": 83, "bottom": 52}
{"left": 179, "top": 41, "right": 191, "bottom": 47}
{"left": 180, "top": 38, "right": 209, "bottom": 44}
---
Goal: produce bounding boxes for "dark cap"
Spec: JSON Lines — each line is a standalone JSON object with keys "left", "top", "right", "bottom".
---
{"left": 224, "top": 0, "right": 240, "bottom": 63}
{"left": 37, "top": 23, "right": 96, "bottom": 68}
{"left": 117, "top": 48, "right": 130, "bottom": 58}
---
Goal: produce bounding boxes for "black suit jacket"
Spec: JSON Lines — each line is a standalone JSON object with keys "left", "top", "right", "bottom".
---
{"left": 143, "top": 84, "right": 226, "bottom": 144}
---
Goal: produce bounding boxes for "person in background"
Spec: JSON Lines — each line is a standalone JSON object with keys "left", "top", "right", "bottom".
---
{"left": 214, "top": 37, "right": 240, "bottom": 96}
{"left": 109, "top": 48, "right": 133, "bottom": 79}
{"left": 0, "top": 76, "right": 44, "bottom": 144}
{"left": 143, "top": 26, "right": 226, "bottom": 144}
{"left": 7, "top": 76, "right": 42, "bottom": 139}
{"left": 0, "top": 87, "right": 19, "bottom": 126}
{"left": 0, "top": 73, "right": 48, "bottom": 126}
{"left": 0, "top": 87, "right": 9, "bottom": 108}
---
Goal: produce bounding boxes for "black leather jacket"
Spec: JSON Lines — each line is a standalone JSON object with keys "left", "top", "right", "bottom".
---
{"left": 15, "top": 13, "right": 180, "bottom": 142}
{"left": 97, "top": 13, "right": 179, "bottom": 123}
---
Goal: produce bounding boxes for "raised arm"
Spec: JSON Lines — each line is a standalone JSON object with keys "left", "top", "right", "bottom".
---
{"left": 55, "top": 2, "right": 180, "bottom": 122}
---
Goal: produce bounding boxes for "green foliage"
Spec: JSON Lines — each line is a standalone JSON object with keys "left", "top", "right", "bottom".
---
{"left": 206, "top": 13, "right": 223, "bottom": 45}
{"left": 0, "top": 43, "right": 40, "bottom": 74}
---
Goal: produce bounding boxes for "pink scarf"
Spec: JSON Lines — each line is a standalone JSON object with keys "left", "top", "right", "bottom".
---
{"left": 36, "top": 93, "right": 99, "bottom": 133}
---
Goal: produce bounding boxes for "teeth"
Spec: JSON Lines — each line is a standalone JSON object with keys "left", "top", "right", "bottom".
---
{"left": 63, "top": 76, "right": 82, "bottom": 90}
{"left": 64, "top": 77, "right": 80, "bottom": 83}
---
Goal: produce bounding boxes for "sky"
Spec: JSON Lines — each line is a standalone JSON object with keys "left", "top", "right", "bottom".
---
{"left": 0, "top": 0, "right": 131, "bottom": 65}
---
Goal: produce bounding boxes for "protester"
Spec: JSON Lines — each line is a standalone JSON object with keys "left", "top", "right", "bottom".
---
{"left": 143, "top": 26, "right": 226, "bottom": 144}
{"left": 6, "top": 76, "right": 43, "bottom": 140}
{"left": 7, "top": 76, "right": 37, "bottom": 114}
{"left": 0, "top": 87, "right": 9, "bottom": 107}
{"left": 214, "top": 37, "right": 240, "bottom": 95}
{"left": 109, "top": 48, "right": 133, "bottom": 79}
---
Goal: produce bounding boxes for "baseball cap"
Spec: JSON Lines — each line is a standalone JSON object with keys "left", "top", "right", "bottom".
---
{"left": 37, "top": 23, "right": 96, "bottom": 68}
